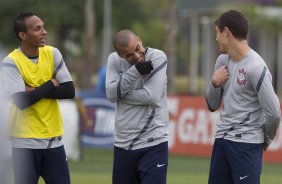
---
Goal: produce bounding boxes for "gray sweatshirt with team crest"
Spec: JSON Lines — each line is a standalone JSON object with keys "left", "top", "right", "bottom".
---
{"left": 206, "top": 49, "right": 281, "bottom": 148}
{"left": 106, "top": 47, "right": 169, "bottom": 150}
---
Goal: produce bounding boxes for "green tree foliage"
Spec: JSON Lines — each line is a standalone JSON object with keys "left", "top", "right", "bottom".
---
{"left": 0, "top": 0, "right": 162, "bottom": 58}
{"left": 0, "top": 0, "right": 167, "bottom": 87}
{"left": 133, "top": 19, "right": 165, "bottom": 49}
{"left": 0, "top": 0, "right": 84, "bottom": 54}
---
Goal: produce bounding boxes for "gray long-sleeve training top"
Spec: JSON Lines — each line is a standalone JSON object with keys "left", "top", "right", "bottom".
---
{"left": 206, "top": 49, "right": 281, "bottom": 147}
{"left": 106, "top": 47, "right": 169, "bottom": 150}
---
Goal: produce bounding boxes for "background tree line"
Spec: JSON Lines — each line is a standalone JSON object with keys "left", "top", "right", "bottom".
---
{"left": 0, "top": 0, "right": 178, "bottom": 89}
{"left": 1, "top": 0, "right": 282, "bottom": 96}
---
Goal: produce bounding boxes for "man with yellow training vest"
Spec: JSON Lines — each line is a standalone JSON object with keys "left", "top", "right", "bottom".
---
{"left": 1, "top": 12, "right": 75, "bottom": 184}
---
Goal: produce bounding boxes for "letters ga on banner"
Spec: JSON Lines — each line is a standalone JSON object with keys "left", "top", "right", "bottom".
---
{"left": 80, "top": 96, "right": 282, "bottom": 163}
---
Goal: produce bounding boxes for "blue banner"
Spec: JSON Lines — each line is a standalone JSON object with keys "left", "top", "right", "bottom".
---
{"left": 80, "top": 97, "right": 115, "bottom": 147}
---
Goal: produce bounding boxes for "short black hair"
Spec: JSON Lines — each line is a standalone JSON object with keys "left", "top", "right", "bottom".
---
{"left": 215, "top": 10, "right": 248, "bottom": 40}
{"left": 14, "top": 12, "right": 35, "bottom": 41}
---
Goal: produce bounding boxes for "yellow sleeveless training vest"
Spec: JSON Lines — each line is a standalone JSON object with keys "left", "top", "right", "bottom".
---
{"left": 8, "top": 45, "right": 63, "bottom": 138}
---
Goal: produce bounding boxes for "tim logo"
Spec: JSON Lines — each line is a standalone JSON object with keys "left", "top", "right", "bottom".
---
{"left": 236, "top": 68, "right": 247, "bottom": 86}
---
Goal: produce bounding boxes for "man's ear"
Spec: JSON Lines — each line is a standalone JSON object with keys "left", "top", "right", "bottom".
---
{"left": 223, "top": 27, "right": 230, "bottom": 37}
{"left": 115, "top": 46, "right": 126, "bottom": 59}
{"left": 116, "top": 51, "right": 125, "bottom": 59}
{"left": 19, "top": 32, "right": 26, "bottom": 41}
{"left": 136, "top": 36, "right": 142, "bottom": 43}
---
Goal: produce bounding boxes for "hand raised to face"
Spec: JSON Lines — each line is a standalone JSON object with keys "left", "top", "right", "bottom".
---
{"left": 135, "top": 61, "right": 154, "bottom": 75}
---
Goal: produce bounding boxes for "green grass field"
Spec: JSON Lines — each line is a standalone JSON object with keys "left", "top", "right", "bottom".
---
{"left": 38, "top": 147, "right": 282, "bottom": 184}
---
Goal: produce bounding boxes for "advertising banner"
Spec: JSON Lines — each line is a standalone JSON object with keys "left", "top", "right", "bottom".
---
{"left": 80, "top": 98, "right": 115, "bottom": 147}
{"left": 168, "top": 96, "right": 282, "bottom": 163}
{"left": 80, "top": 96, "right": 282, "bottom": 163}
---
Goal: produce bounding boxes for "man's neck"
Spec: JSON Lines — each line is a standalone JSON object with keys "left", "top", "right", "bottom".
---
{"left": 20, "top": 44, "right": 39, "bottom": 58}
{"left": 228, "top": 40, "right": 250, "bottom": 62}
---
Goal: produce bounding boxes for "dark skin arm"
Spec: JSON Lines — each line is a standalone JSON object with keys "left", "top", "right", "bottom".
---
{"left": 25, "top": 80, "right": 75, "bottom": 99}
{"left": 12, "top": 79, "right": 59, "bottom": 110}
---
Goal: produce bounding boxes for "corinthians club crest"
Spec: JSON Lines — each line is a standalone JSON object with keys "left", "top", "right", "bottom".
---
{"left": 236, "top": 68, "right": 247, "bottom": 86}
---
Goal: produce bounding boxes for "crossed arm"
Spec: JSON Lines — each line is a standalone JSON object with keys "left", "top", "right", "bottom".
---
{"left": 106, "top": 55, "right": 167, "bottom": 106}
{"left": 13, "top": 80, "right": 75, "bottom": 110}
{"left": 2, "top": 55, "right": 75, "bottom": 110}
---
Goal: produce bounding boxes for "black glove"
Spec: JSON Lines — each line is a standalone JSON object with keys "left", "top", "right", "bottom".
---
{"left": 135, "top": 61, "right": 153, "bottom": 75}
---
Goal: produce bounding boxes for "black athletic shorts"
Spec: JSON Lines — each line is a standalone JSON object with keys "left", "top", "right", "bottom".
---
{"left": 12, "top": 145, "right": 70, "bottom": 184}
{"left": 113, "top": 141, "right": 168, "bottom": 184}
